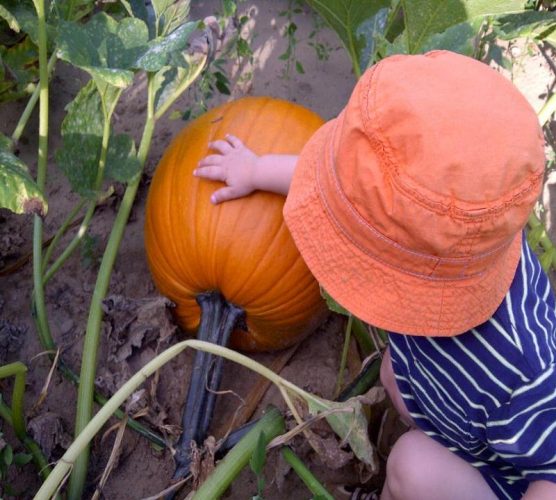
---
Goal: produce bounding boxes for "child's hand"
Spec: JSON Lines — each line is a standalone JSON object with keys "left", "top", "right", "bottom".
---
{"left": 194, "top": 134, "right": 258, "bottom": 204}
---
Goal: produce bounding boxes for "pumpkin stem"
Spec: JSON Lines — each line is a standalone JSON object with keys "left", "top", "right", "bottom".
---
{"left": 171, "top": 291, "right": 245, "bottom": 485}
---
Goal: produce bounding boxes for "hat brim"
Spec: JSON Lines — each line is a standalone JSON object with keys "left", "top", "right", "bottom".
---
{"left": 283, "top": 120, "right": 522, "bottom": 336}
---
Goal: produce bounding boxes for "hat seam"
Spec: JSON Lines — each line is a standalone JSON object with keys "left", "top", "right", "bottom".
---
{"left": 361, "top": 57, "right": 544, "bottom": 222}
{"left": 315, "top": 148, "right": 499, "bottom": 282}
{"left": 320, "top": 121, "right": 518, "bottom": 268}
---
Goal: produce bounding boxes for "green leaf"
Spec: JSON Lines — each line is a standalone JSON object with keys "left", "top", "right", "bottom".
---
{"left": 249, "top": 430, "right": 267, "bottom": 476}
{"left": 295, "top": 60, "right": 305, "bottom": 73}
{"left": 13, "top": 453, "right": 33, "bottom": 466}
{"left": 0, "top": 135, "right": 47, "bottom": 215}
{"left": 306, "top": 397, "right": 376, "bottom": 467}
{"left": 152, "top": 0, "right": 190, "bottom": 35}
{"left": 135, "top": 21, "right": 198, "bottom": 71}
{"left": 104, "top": 134, "right": 141, "bottom": 183}
{"left": 3, "top": 445, "right": 13, "bottom": 466}
{"left": 222, "top": 0, "right": 237, "bottom": 17}
{"left": 152, "top": 54, "right": 206, "bottom": 114}
{"left": 321, "top": 288, "right": 350, "bottom": 316}
{"left": 527, "top": 224, "right": 544, "bottom": 250}
{"left": 357, "top": 7, "right": 390, "bottom": 69}
{"left": 420, "top": 19, "right": 483, "bottom": 55}
{"left": 0, "top": 36, "right": 38, "bottom": 103}
{"left": 401, "top": 0, "right": 527, "bottom": 53}
{"left": 306, "top": 0, "right": 391, "bottom": 73}
{"left": 57, "top": 13, "right": 149, "bottom": 88}
{"left": 57, "top": 81, "right": 138, "bottom": 195}
{"left": 493, "top": 11, "right": 556, "bottom": 41}
{"left": 0, "top": 5, "right": 20, "bottom": 31}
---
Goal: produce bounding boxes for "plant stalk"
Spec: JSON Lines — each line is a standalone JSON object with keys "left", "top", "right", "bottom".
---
{"left": 334, "top": 314, "right": 353, "bottom": 398}
{"left": 31, "top": 0, "right": 52, "bottom": 367}
{"left": 0, "top": 399, "right": 52, "bottom": 481}
{"left": 42, "top": 199, "right": 86, "bottom": 270}
{"left": 34, "top": 339, "right": 325, "bottom": 500}
{"left": 191, "top": 407, "right": 285, "bottom": 500}
{"left": 281, "top": 446, "right": 334, "bottom": 500}
{"left": 67, "top": 75, "right": 157, "bottom": 500}
{"left": 0, "top": 362, "right": 28, "bottom": 440}
{"left": 11, "top": 53, "right": 57, "bottom": 145}
{"left": 172, "top": 292, "right": 245, "bottom": 484}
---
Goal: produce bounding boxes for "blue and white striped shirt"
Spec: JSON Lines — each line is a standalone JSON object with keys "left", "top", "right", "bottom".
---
{"left": 389, "top": 236, "right": 556, "bottom": 499}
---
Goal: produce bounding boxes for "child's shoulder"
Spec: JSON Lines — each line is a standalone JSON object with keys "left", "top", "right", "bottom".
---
{"left": 491, "top": 236, "right": 556, "bottom": 376}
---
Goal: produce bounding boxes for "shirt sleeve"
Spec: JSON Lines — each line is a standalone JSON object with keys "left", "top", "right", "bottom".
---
{"left": 486, "top": 364, "right": 556, "bottom": 483}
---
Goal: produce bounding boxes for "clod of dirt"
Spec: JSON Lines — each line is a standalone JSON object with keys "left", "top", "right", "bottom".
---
{"left": 0, "top": 316, "right": 26, "bottom": 364}
{"left": 28, "top": 412, "right": 72, "bottom": 460}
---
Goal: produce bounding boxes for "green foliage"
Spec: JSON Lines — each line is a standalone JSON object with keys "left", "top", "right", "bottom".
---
{"left": 249, "top": 430, "right": 267, "bottom": 499}
{"left": 0, "top": 433, "right": 32, "bottom": 498}
{"left": 55, "top": 81, "right": 140, "bottom": 197}
{"left": 57, "top": 13, "right": 149, "bottom": 88}
{"left": 278, "top": 0, "right": 306, "bottom": 78}
{"left": 306, "top": 0, "right": 391, "bottom": 75}
{"left": 0, "top": 133, "right": 47, "bottom": 215}
{"left": 401, "top": 0, "right": 526, "bottom": 54}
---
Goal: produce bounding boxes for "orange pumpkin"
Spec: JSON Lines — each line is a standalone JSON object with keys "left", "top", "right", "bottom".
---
{"left": 144, "top": 96, "right": 327, "bottom": 351}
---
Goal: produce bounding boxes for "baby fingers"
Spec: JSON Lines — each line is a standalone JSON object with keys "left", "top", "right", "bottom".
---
{"left": 208, "top": 139, "right": 234, "bottom": 154}
{"left": 225, "top": 134, "right": 244, "bottom": 148}
{"left": 198, "top": 154, "right": 223, "bottom": 167}
{"left": 193, "top": 165, "right": 227, "bottom": 182}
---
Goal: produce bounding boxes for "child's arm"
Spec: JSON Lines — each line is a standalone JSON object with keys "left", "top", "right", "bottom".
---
{"left": 194, "top": 134, "right": 297, "bottom": 204}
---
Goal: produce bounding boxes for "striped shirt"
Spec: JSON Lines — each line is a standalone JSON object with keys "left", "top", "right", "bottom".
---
{"left": 389, "top": 236, "right": 556, "bottom": 499}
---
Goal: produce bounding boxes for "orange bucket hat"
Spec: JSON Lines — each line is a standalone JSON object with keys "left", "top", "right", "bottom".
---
{"left": 283, "top": 50, "right": 545, "bottom": 336}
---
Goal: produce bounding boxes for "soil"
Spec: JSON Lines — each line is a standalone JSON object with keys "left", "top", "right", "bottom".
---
{"left": 0, "top": 2, "right": 555, "bottom": 499}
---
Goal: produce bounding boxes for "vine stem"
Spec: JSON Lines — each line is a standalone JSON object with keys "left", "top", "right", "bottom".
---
{"left": 11, "top": 53, "right": 57, "bottom": 146}
{"left": 35, "top": 339, "right": 327, "bottom": 500}
{"left": 0, "top": 362, "right": 28, "bottom": 440}
{"left": 41, "top": 199, "right": 86, "bottom": 270}
{"left": 0, "top": 400, "right": 52, "bottom": 481}
{"left": 67, "top": 75, "right": 157, "bottom": 500}
{"left": 334, "top": 314, "right": 353, "bottom": 398}
{"left": 31, "top": 0, "right": 51, "bottom": 389}
{"left": 281, "top": 447, "right": 334, "bottom": 500}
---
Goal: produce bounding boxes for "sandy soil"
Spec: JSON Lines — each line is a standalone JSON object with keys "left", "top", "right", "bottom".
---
{"left": 0, "top": 1, "right": 555, "bottom": 499}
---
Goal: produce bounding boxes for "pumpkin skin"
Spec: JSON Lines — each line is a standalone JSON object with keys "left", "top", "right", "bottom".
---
{"left": 144, "top": 96, "right": 327, "bottom": 351}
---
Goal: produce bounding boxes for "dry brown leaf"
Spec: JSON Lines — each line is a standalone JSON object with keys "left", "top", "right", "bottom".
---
{"left": 28, "top": 412, "right": 72, "bottom": 460}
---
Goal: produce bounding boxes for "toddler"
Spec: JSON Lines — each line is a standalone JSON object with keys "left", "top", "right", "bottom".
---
{"left": 194, "top": 51, "right": 556, "bottom": 500}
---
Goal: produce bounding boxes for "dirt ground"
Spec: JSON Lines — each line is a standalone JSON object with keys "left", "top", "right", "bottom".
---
{"left": 0, "top": 1, "right": 555, "bottom": 499}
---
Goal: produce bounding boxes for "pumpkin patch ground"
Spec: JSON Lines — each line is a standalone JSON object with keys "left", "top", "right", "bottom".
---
{"left": 1, "top": 1, "right": 555, "bottom": 499}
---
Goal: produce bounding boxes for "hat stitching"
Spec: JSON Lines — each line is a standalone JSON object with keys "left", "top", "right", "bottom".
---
{"left": 315, "top": 141, "right": 497, "bottom": 282}
{"left": 320, "top": 119, "right": 516, "bottom": 267}
{"left": 360, "top": 56, "right": 544, "bottom": 222}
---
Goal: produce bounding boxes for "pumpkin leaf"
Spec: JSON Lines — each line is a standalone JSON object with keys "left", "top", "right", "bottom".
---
{"left": 57, "top": 81, "right": 139, "bottom": 195}
{"left": 420, "top": 19, "right": 483, "bottom": 55}
{"left": 357, "top": 7, "right": 390, "bottom": 69}
{"left": 306, "top": 396, "right": 376, "bottom": 468}
{"left": 57, "top": 13, "right": 149, "bottom": 88}
{"left": 493, "top": 11, "right": 556, "bottom": 42}
{"left": 0, "top": 4, "right": 20, "bottom": 32}
{"left": 401, "top": 0, "right": 527, "bottom": 53}
{"left": 306, "top": 0, "right": 392, "bottom": 72}
{"left": 152, "top": 53, "right": 206, "bottom": 114}
{"left": 0, "top": 36, "right": 38, "bottom": 102}
{"left": 104, "top": 134, "right": 141, "bottom": 183}
{"left": 0, "top": 1, "right": 37, "bottom": 42}
{"left": 0, "top": 134, "right": 47, "bottom": 216}
{"left": 321, "top": 288, "right": 350, "bottom": 316}
{"left": 135, "top": 20, "right": 198, "bottom": 72}
{"left": 151, "top": 0, "right": 190, "bottom": 36}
